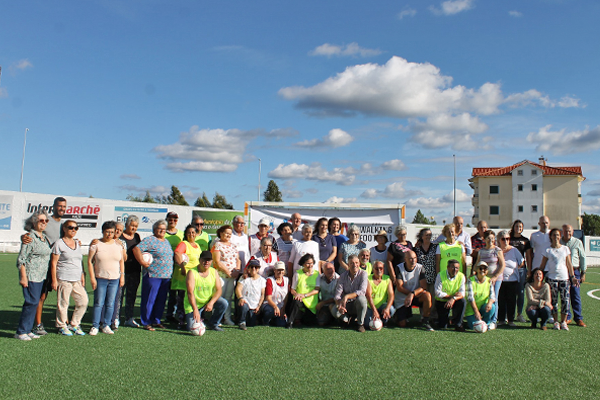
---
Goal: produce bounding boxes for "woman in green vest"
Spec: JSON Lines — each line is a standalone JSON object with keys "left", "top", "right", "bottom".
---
{"left": 286, "top": 253, "right": 320, "bottom": 328}
{"left": 435, "top": 223, "right": 467, "bottom": 276}
{"left": 365, "top": 261, "right": 394, "bottom": 327}
{"left": 173, "top": 225, "right": 202, "bottom": 328}
{"left": 465, "top": 262, "right": 496, "bottom": 330}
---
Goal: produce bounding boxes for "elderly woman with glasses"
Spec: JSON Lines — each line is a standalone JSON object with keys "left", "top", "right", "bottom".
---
{"left": 338, "top": 225, "right": 366, "bottom": 273}
{"left": 120, "top": 215, "right": 142, "bottom": 328}
{"left": 133, "top": 220, "right": 174, "bottom": 331}
{"left": 387, "top": 225, "right": 413, "bottom": 283}
{"left": 249, "top": 237, "right": 279, "bottom": 278}
{"left": 15, "top": 211, "right": 52, "bottom": 340}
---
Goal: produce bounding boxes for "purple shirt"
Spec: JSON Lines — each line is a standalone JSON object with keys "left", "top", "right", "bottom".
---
{"left": 334, "top": 268, "right": 368, "bottom": 301}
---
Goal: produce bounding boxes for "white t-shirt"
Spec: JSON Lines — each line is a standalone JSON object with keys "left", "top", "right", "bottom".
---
{"left": 530, "top": 231, "right": 550, "bottom": 270}
{"left": 239, "top": 276, "right": 266, "bottom": 309}
{"left": 52, "top": 239, "right": 83, "bottom": 282}
{"left": 394, "top": 263, "right": 425, "bottom": 307}
{"left": 230, "top": 231, "right": 250, "bottom": 268}
{"left": 369, "top": 246, "right": 388, "bottom": 264}
{"left": 503, "top": 247, "right": 524, "bottom": 282}
{"left": 317, "top": 272, "right": 340, "bottom": 301}
{"left": 544, "top": 246, "right": 571, "bottom": 281}
{"left": 275, "top": 237, "right": 296, "bottom": 265}
{"left": 289, "top": 240, "right": 320, "bottom": 272}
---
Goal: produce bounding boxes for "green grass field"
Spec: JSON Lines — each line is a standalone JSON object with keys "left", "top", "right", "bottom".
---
{"left": 1, "top": 252, "right": 599, "bottom": 399}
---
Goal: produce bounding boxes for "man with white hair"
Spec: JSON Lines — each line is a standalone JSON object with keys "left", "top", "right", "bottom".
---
{"left": 530, "top": 216, "right": 551, "bottom": 272}
{"left": 561, "top": 224, "right": 587, "bottom": 327}
{"left": 230, "top": 215, "right": 250, "bottom": 268}
{"left": 315, "top": 262, "right": 340, "bottom": 326}
{"left": 290, "top": 212, "right": 304, "bottom": 241}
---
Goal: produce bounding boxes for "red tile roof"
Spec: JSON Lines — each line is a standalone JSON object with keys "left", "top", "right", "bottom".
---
{"left": 472, "top": 160, "right": 584, "bottom": 178}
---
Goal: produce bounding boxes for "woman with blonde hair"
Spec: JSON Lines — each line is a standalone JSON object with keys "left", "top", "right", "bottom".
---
{"left": 435, "top": 224, "right": 466, "bottom": 276}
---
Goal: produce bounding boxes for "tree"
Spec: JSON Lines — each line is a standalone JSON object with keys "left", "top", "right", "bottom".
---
{"left": 166, "top": 185, "right": 189, "bottom": 206}
{"left": 127, "top": 191, "right": 156, "bottom": 203}
{"left": 582, "top": 213, "right": 600, "bottom": 236}
{"left": 194, "top": 192, "right": 212, "bottom": 208}
{"left": 212, "top": 192, "right": 233, "bottom": 209}
{"left": 263, "top": 180, "right": 283, "bottom": 202}
{"left": 412, "top": 209, "right": 435, "bottom": 225}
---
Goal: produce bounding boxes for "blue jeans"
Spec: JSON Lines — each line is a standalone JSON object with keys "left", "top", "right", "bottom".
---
{"left": 262, "top": 304, "right": 287, "bottom": 327}
{"left": 237, "top": 302, "right": 259, "bottom": 326}
{"left": 567, "top": 269, "right": 583, "bottom": 322}
{"left": 365, "top": 304, "right": 395, "bottom": 327}
{"left": 516, "top": 268, "right": 527, "bottom": 315}
{"left": 465, "top": 303, "right": 496, "bottom": 329}
{"left": 92, "top": 278, "right": 120, "bottom": 328}
{"left": 491, "top": 279, "right": 502, "bottom": 323}
{"left": 17, "top": 281, "right": 44, "bottom": 334}
{"left": 185, "top": 297, "right": 228, "bottom": 330}
{"left": 526, "top": 306, "right": 552, "bottom": 327}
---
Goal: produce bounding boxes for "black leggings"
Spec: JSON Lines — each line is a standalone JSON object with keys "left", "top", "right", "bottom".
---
{"left": 498, "top": 281, "right": 519, "bottom": 323}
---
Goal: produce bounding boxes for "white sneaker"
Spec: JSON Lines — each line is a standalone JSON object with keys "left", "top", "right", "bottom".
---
{"left": 89, "top": 327, "right": 99, "bottom": 336}
{"left": 548, "top": 317, "right": 555, "bottom": 324}
{"left": 516, "top": 314, "right": 528, "bottom": 323}
{"left": 27, "top": 332, "right": 41, "bottom": 339}
{"left": 560, "top": 322, "right": 569, "bottom": 331}
{"left": 488, "top": 323, "right": 497, "bottom": 330}
{"left": 124, "top": 318, "right": 140, "bottom": 328}
{"left": 15, "top": 333, "right": 32, "bottom": 341}
{"left": 553, "top": 322, "right": 561, "bottom": 330}
{"left": 101, "top": 326, "right": 114, "bottom": 335}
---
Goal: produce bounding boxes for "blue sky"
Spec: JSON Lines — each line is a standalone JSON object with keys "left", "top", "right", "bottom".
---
{"left": 2, "top": 0, "right": 600, "bottom": 224}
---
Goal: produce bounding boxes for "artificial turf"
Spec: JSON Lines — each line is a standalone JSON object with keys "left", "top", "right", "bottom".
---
{"left": 1, "top": 253, "right": 599, "bottom": 399}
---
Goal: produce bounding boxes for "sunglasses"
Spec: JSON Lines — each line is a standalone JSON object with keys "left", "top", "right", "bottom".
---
{"left": 194, "top": 223, "right": 204, "bottom": 226}
{"left": 500, "top": 238, "right": 510, "bottom": 241}
{"left": 39, "top": 219, "right": 49, "bottom": 223}
{"left": 66, "top": 226, "right": 79, "bottom": 231}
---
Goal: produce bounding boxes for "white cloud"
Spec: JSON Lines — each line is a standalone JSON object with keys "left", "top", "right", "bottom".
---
{"left": 381, "top": 159, "right": 407, "bottom": 171}
{"left": 120, "top": 174, "right": 141, "bottom": 180}
{"left": 360, "top": 181, "right": 422, "bottom": 199}
{"left": 527, "top": 124, "right": 600, "bottom": 155}
{"left": 324, "top": 196, "right": 357, "bottom": 203}
{"left": 406, "top": 197, "right": 449, "bottom": 209}
{"left": 280, "top": 56, "right": 506, "bottom": 118}
{"left": 509, "top": 10, "right": 523, "bottom": 18}
{"left": 154, "top": 126, "right": 298, "bottom": 172}
{"left": 558, "top": 96, "right": 583, "bottom": 108}
{"left": 306, "top": 188, "right": 319, "bottom": 194}
{"left": 268, "top": 163, "right": 355, "bottom": 185}
{"left": 10, "top": 59, "right": 33, "bottom": 73}
{"left": 586, "top": 189, "right": 600, "bottom": 197}
{"left": 294, "top": 128, "right": 354, "bottom": 149}
{"left": 582, "top": 198, "right": 600, "bottom": 213}
{"left": 398, "top": 7, "right": 417, "bottom": 19}
{"left": 430, "top": 0, "right": 474, "bottom": 16}
{"left": 118, "top": 184, "right": 169, "bottom": 196}
{"left": 409, "top": 113, "right": 491, "bottom": 151}
{"left": 442, "top": 189, "right": 470, "bottom": 203}
{"left": 309, "top": 42, "right": 382, "bottom": 58}
{"left": 504, "top": 90, "right": 581, "bottom": 109}
{"left": 284, "top": 190, "right": 303, "bottom": 199}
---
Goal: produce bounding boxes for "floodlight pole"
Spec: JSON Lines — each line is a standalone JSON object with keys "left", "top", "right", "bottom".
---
{"left": 453, "top": 154, "right": 456, "bottom": 217}
{"left": 258, "top": 158, "right": 262, "bottom": 201}
{"left": 20, "top": 128, "right": 28, "bottom": 192}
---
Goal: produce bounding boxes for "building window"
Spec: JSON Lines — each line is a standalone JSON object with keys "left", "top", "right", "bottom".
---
{"left": 518, "top": 205, "right": 523, "bottom": 212}
{"left": 517, "top": 170, "right": 523, "bottom": 176}
{"left": 532, "top": 205, "right": 538, "bottom": 212}
{"left": 490, "top": 185, "right": 499, "bottom": 194}
{"left": 532, "top": 184, "right": 538, "bottom": 191}
{"left": 518, "top": 184, "right": 523, "bottom": 191}
{"left": 490, "top": 206, "right": 499, "bottom": 215}
{"left": 532, "top": 170, "right": 538, "bottom": 176}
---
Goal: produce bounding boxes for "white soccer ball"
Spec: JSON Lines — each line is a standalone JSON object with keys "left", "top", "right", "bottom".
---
{"left": 142, "top": 252, "right": 153, "bottom": 265}
{"left": 369, "top": 318, "right": 383, "bottom": 331}
{"left": 190, "top": 320, "right": 206, "bottom": 336}
{"left": 473, "top": 320, "right": 488, "bottom": 333}
{"left": 181, "top": 254, "right": 189, "bottom": 264}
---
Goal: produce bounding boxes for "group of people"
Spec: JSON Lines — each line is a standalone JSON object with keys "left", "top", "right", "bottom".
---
{"left": 15, "top": 200, "right": 588, "bottom": 339}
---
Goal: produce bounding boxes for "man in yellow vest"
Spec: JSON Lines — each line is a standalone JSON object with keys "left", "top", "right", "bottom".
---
{"left": 434, "top": 259, "right": 466, "bottom": 331}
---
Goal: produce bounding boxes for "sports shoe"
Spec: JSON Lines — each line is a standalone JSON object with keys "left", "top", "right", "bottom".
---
{"left": 508, "top": 322, "right": 517, "bottom": 327}
{"left": 222, "top": 318, "right": 235, "bottom": 326}
{"left": 101, "top": 326, "right": 114, "bottom": 335}
{"left": 548, "top": 317, "right": 555, "bottom": 324}
{"left": 124, "top": 318, "right": 140, "bottom": 328}
{"left": 114, "top": 319, "right": 120, "bottom": 329}
{"left": 516, "top": 314, "right": 528, "bottom": 323}
{"left": 58, "top": 327, "right": 73, "bottom": 336}
{"left": 239, "top": 322, "right": 247, "bottom": 331}
{"left": 553, "top": 322, "right": 561, "bottom": 330}
{"left": 357, "top": 325, "right": 366, "bottom": 333}
{"left": 33, "top": 323, "right": 47, "bottom": 336}
{"left": 210, "top": 326, "right": 224, "bottom": 332}
{"left": 560, "top": 322, "right": 569, "bottom": 331}
{"left": 576, "top": 320, "right": 587, "bottom": 328}
{"left": 488, "top": 323, "right": 497, "bottom": 330}
{"left": 69, "top": 325, "right": 86, "bottom": 336}
{"left": 423, "top": 323, "right": 435, "bottom": 332}
{"left": 15, "top": 333, "right": 32, "bottom": 341}
{"left": 27, "top": 332, "right": 41, "bottom": 339}
{"left": 89, "top": 327, "right": 99, "bottom": 336}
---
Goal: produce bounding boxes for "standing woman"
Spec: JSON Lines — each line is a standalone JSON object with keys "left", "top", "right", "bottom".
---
{"left": 133, "top": 220, "right": 174, "bottom": 331}
{"left": 328, "top": 217, "right": 347, "bottom": 271}
{"left": 387, "top": 225, "right": 413, "bottom": 283}
{"left": 509, "top": 219, "right": 532, "bottom": 323}
{"left": 275, "top": 222, "right": 296, "bottom": 267}
{"left": 110, "top": 221, "right": 127, "bottom": 330}
{"left": 338, "top": 225, "right": 366, "bottom": 273}
{"left": 212, "top": 224, "right": 241, "bottom": 326}
{"left": 369, "top": 230, "right": 389, "bottom": 270}
{"left": 172, "top": 224, "right": 201, "bottom": 328}
{"left": 539, "top": 228, "right": 579, "bottom": 331}
{"left": 15, "top": 211, "right": 52, "bottom": 340}
{"left": 88, "top": 221, "right": 125, "bottom": 335}
{"left": 415, "top": 228, "right": 438, "bottom": 302}
{"left": 474, "top": 230, "right": 505, "bottom": 330}
{"left": 497, "top": 230, "right": 524, "bottom": 327}
{"left": 288, "top": 224, "right": 320, "bottom": 277}
{"left": 435, "top": 224, "right": 466, "bottom": 277}
{"left": 121, "top": 215, "right": 142, "bottom": 328}
{"left": 50, "top": 220, "right": 88, "bottom": 336}
{"left": 312, "top": 217, "right": 337, "bottom": 270}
